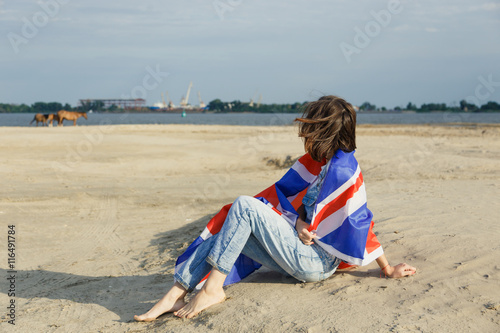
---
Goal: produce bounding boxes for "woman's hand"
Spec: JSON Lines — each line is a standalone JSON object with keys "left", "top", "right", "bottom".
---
{"left": 383, "top": 263, "right": 416, "bottom": 278}
{"left": 295, "top": 218, "right": 316, "bottom": 245}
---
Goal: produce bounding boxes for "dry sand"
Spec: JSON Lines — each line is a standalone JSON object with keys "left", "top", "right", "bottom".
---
{"left": 0, "top": 123, "right": 499, "bottom": 332}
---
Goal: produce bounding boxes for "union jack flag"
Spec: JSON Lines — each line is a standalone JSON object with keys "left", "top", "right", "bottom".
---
{"left": 175, "top": 151, "right": 383, "bottom": 286}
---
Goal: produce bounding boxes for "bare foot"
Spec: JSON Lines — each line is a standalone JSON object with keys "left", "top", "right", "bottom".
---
{"left": 174, "top": 288, "right": 226, "bottom": 319}
{"left": 134, "top": 285, "right": 187, "bottom": 322}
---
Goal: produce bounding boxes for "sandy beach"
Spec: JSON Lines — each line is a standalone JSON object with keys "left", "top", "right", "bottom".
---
{"left": 0, "top": 123, "right": 499, "bottom": 332}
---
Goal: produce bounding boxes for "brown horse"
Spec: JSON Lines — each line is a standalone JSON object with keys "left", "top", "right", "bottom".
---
{"left": 29, "top": 113, "right": 49, "bottom": 126}
{"left": 47, "top": 113, "right": 60, "bottom": 126}
{"left": 57, "top": 110, "right": 88, "bottom": 126}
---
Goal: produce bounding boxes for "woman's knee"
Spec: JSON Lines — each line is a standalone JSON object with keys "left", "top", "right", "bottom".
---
{"left": 231, "top": 195, "right": 260, "bottom": 214}
{"left": 230, "top": 196, "right": 270, "bottom": 226}
{"left": 233, "top": 195, "right": 255, "bottom": 207}
{"left": 225, "top": 196, "right": 255, "bottom": 222}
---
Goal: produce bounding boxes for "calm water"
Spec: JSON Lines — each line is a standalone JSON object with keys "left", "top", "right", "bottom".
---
{"left": 1, "top": 112, "right": 499, "bottom": 127}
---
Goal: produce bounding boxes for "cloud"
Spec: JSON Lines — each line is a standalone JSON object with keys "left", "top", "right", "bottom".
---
{"left": 468, "top": 3, "right": 500, "bottom": 12}
{"left": 0, "top": 7, "right": 19, "bottom": 20}
{"left": 394, "top": 24, "right": 413, "bottom": 32}
{"left": 393, "top": 25, "right": 438, "bottom": 33}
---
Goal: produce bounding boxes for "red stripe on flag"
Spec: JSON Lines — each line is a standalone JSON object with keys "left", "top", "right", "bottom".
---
{"left": 206, "top": 185, "right": 280, "bottom": 235}
{"left": 199, "top": 272, "right": 210, "bottom": 284}
{"left": 291, "top": 189, "right": 308, "bottom": 210}
{"left": 206, "top": 203, "right": 232, "bottom": 235}
{"left": 255, "top": 185, "right": 280, "bottom": 207}
{"left": 309, "top": 173, "right": 364, "bottom": 230}
{"left": 271, "top": 207, "right": 282, "bottom": 215}
{"left": 298, "top": 154, "right": 325, "bottom": 176}
{"left": 365, "top": 221, "right": 381, "bottom": 254}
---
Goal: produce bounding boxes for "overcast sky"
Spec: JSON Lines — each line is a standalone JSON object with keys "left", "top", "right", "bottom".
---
{"left": 1, "top": 0, "right": 499, "bottom": 108}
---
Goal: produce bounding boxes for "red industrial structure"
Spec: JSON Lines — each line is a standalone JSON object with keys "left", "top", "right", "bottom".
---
{"left": 79, "top": 98, "right": 146, "bottom": 110}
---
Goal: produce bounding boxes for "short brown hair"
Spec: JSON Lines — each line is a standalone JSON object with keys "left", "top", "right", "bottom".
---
{"left": 295, "top": 95, "right": 356, "bottom": 162}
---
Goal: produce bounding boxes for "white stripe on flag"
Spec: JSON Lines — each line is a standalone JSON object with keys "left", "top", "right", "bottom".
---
{"left": 286, "top": 193, "right": 298, "bottom": 204}
{"left": 276, "top": 202, "right": 297, "bottom": 227}
{"left": 314, "top": 183, "right": 367, "bottom": 237}
{"left": 200, "top": 227, "right": 213, "bottom": 240}
{"left": 314, "top": 237, "right": 383, "bottom": 266}
{"left": 291, "top": 161, "right": 317, "bottom": 184}
{"left": 358, "top": 246, "right": 384, "bottom": 266}
{"left": 313, "top": 165, "right": 361, "bottom": 220}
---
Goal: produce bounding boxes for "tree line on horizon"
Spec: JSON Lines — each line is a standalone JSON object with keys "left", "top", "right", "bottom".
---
{"left": 1, "top": 99, "right": 499, "bottom": 113}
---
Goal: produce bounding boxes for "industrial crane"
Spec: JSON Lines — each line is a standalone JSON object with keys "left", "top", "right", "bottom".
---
{"left": 165, "top": 91, "right": 175, "bottom": 109}
{"left": 249, "top": 90, "right": 259, "bottom": 107}
{"left": 180, "top": 81, "right": 193, "bottom": 108}
{"left": 198, "top": 91, "right": 206, "bottom": 108}
{"left": 161, "top": 92, "right": 167, "bottom": 108}
{"left": 257, "top": 94, "right": 263, "bottom": 108}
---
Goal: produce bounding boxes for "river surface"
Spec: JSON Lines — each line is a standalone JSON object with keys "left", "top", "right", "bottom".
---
{"left": 1, "top": 112, "right": 499, "bottom": 127}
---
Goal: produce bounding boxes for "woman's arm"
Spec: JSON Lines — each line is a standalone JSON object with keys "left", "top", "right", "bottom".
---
{"left": 376, "top": 254, "right": 416, "bottom": 278}
{"left": 297, "top": 205, "right": 417, "bottom": 277}
{"left": 295, "top": 205, "right": 316, "bottom": 245}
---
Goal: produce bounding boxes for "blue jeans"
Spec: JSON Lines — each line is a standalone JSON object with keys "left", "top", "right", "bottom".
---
{"left": 174, "top": 196, "right": 340, "bottom": 291}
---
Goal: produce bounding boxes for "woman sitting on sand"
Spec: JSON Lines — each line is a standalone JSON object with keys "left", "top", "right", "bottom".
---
{"left": 135, "top": 95, "right": 417, "bottom": 321}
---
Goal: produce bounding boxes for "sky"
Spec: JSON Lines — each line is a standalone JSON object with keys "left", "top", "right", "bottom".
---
{"left": 1, "top": 0, "right": 499, "bottom": 108}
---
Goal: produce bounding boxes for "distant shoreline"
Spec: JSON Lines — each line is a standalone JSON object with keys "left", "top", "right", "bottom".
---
{"left": 1, "top": 110, "right": 500, "bottom": 114}
{"left": 2, "top": 123, "right": 500, "bottom": 130}
{"left": 2, "top": 112, "right": 499, "bottom": 127}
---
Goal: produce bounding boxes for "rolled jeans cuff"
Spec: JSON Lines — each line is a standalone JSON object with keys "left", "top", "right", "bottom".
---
{"left": 206, "top": 255, "right": 232, "bottom": 275}
{"left": 174, "top": 273, "right": 194, "bottom": 292}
